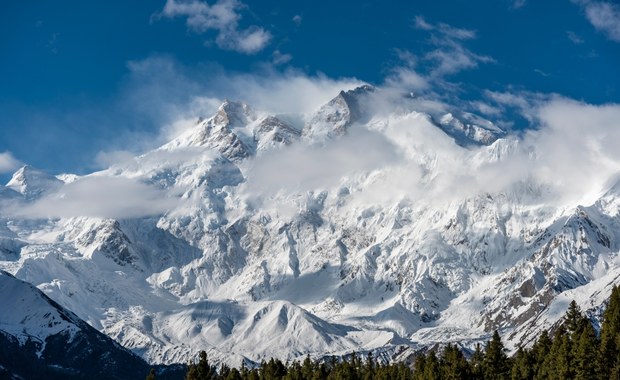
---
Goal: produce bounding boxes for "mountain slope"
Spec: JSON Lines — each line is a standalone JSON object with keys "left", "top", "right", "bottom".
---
{"left": 1, "top": 86, "right": 619, "bottom": 366}
{"left": 0, "top": 270, "right": 150, "bottom": 380}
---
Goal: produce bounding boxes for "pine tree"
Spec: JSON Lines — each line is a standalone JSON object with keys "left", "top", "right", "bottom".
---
{"left": 574, "top": 320, "right": 598, "bottom": 380}
{"left": 362, "top": 352, "right": 375, "bottom": 380}
{"left": 186, "top": 364, "right": 200, "bottom": 380}
{"left": 546, "top": 326, "right": 573, "bottom": 380}
{"left": 183, "top": 351, "right": 217, "bottom": 380}
{"left": 220, "top": 363, "right": 231, "bottom": 379}
{"left": 510, "top": 346, "right": 533, "bottom": 380}
{"left": 260, "top": 358, "right": 287, "bottom": 380}
{"left": 470, "top": 343, "right": 485, "bottom": 380}
{"left": 412, "top": 352, "right": 427, "bottom": 380}
{"left": 483, "top": 330, "right": 509, "bottom": 380}
{"left": 423, "top": 351, "right": 441, "bottom": 380}
{"left": 599, "top": 285, "right": 620, "bottom": 380}
{"left": 440, "top": 343, "right": 471, "bottom": 380}
{"left": 301, "top": 355, "right": 315, "bottom": 380}
{"left": 532, "top": 329, "right": 552, "bottom": 377}
{"left": 247, "top": 368, "right": 261, "bottom": 380}
{"left": 284, "top": 360, "right": 302, "bottom": 380}
{"left": 146, "top": 368, "right": 157, "bottom": 380}
{"left": 198, "top": 351, "right": 215, "bottom": 380}
{"left": 227, "top": 368, "right": 243, "bottom": 380}
{"left": 564, "top": 300, "right": 585, "bottom": 338}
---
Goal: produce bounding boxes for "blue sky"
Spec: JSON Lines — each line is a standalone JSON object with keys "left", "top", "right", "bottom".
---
{"left": 1, "top": 0, "right": 619, "bottom": 182}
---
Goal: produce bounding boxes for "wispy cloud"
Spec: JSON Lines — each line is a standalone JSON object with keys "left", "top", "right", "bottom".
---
{"left": 46, "top": 32, "right": 60, "bottom": 54}
{"left": 469, "top": 101, "right": 503, "bottom": 117}
{"left": 0, "top": 152, "right": 22, "bottom": 174}
{"left": 382, "top": 17, "right": 493, "bottom": 99}
{"left": 483, "top": 89, "right": 552, "bottom": 121}
{"left": 526, "top": 98, "right": 620, "bottom": 204}
{"left": 412, "top": 16, "right": 493, "bottom": 78}
{"left": 272, "top": 50, "right": 292, "bottom": 65}
{"left": 94, "top": 150, "right": 137, "bottom": 168}
{"left": 413, "top": 16, "right": 477, "bottom": 40}
{"left": 158, "top": 0, "right": 272, "bottom": 54}
{"left": 124, "top": 55, "right": 363, "bottom": 116}
{"left": 6, "top": 176, "right": 178, "bottom": 219}
{"left": 566, "top": 30, "right": 585, "bottom": 44}
{"left": 246, "top": 128, "right": 402, "bottom": 194}
{"left": 512, "top": 0, "right": 527, "bottom": 9}
{"left": 572, "top": 0, "right": 620, "bottom": 42}
{"left": 356, "top": 95, "right": 620, "bottom": 208}
{"left": 292, "top": 15, "right": 302, "bottom": 26}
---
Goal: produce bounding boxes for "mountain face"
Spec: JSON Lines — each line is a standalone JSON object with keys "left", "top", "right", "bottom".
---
{"left": 6, "top": 165, "right": 63, "bottom": 200}
{"left": 0, "top": 270, "right": 150, "bottom": 379}
{"left": 0, "top": 86, "right": 619, "bottom": 367}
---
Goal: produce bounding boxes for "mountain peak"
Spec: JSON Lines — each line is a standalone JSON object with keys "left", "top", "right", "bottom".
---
{"left": 302, "top": 84, "right": 374, "bottom": 141}
{"left": 213, "top": 100, "right": 256, "bottom": 127}
{"left": 339, "top": 84, "right": 375, "bottom": 97}
{"left": 435, "top": 111, "right": 505, "bottom": 146}
{"left": 6, "top": 165, "right": 63, "bottom": 199}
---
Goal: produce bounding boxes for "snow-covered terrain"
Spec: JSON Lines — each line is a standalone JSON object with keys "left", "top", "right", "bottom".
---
{"left": 1, "top": 86, "right": 620, "bottom": 366}
{"left": 0, "top": 270, "right": 149, "bottom": 379}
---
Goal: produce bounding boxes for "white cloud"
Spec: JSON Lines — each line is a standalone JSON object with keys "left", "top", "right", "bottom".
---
{"left": 425, "top": 41, "right": 493, "bottom": 77}
{"left": 512, "top": 0, "right": 526, "bottom": 9}
{"left": 126, "top": 56, "right": 362, "bottom": 118}
{"left": 94, "top": 150, "right": 137, "bottom": 167}
{"left": 414, "top": 16, "right": 476, "bottom": 40}
{"left": 219, "top": 72, "right": 363, "bottom": 116}
{"left": 534, "top": 68, "right": 551, "bottom": 77}
{"left": 355, "top": 96, "right": 620, "bottom": 208}
{"left": 573, "top": 0, "right": 620, "bottom": 42}
{"left": 384, "top": 67, "right": 430, "bottom": 92}
{"left": 413, "top": 15, "right": 434, "bottom": 31}
{"left": 25, "top": 55, "right": 362, "bottom": 173}
{"left": 292, "top": 15, "right": 302, "bottom": 26}
{"left": 411, "top": 16, "right": 493, "bottom": 78}
{"left": 523, "top": 98, "right": 620, "bottom": 204}
{"left": 469, "top": 101, "right": 502, "bottom": 117}
{"left": 217, "top": 25, "right": 271, "bottom": 54}
{"left": 566, "top": 30, "right": 585, "bottom": 44}
{"left": 484, "top": 89, "right": 551, "bottom": 121}
{"left": 160, "top": 0, "right": 271, "bottom": 54}
{"left": 272, "top": 50, "right": 292, "bottom": 65}
{"left": 246, "top": 128, "right": 402, "bottom": 194}
{"left": 0, "top": 152, "right": 21, "bottom": 174}
{"left": 7, "top": 176, "right": 178, "bottom": 219}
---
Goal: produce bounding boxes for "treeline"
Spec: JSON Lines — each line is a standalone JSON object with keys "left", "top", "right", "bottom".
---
{"left": 152, "top": 285, "right": 620, "bottom": 380}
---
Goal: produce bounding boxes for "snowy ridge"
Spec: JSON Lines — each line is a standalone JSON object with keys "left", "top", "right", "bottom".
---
{"left": 6, "top": 165, "right": 64, "bottom": 200}
{"left": 1, "top": 86, "right": 620, "bottom": 366}
{"left": 0, "top": 270, "right": 149, "bottom": 379}
{"left": 0, "top": 270, "right": 80, "bottom": 346}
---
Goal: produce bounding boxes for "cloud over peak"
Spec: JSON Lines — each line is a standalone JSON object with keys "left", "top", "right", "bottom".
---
{"left": 7, "top": 176, "right": 178, "bottom": 219}
{"left": 0, "top": 152, "right": 22, "bottom": 174}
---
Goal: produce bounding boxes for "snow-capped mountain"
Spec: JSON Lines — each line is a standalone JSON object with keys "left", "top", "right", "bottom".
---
{"left": 1, "top": 86, "right": 619, "bottom": 367}
{"left": 6, "top": 165, "right": 63, "bottom": 200}
{"left": 0, "top": 270, "right": 149, "bottom": 379}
